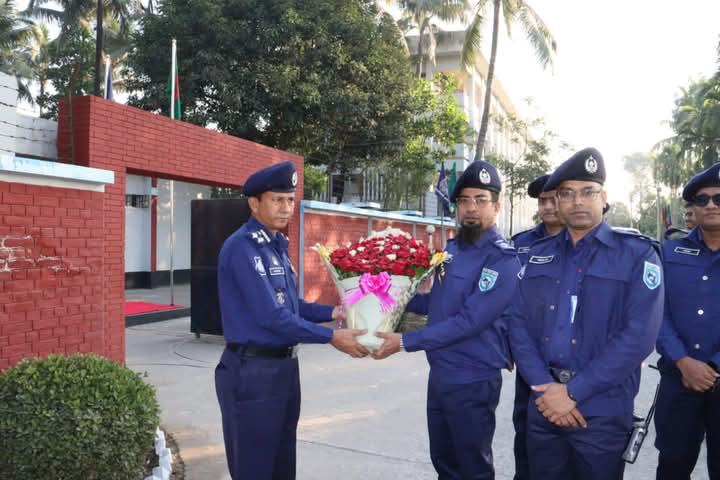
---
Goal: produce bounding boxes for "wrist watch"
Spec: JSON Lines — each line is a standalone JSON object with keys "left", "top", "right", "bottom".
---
{"left": 398, "top": 335, "right": 405, "bottom": 352}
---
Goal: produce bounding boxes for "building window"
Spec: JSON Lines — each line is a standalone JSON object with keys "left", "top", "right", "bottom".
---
{"left": 126, "top": 194, "right": 150, "bottom": 208}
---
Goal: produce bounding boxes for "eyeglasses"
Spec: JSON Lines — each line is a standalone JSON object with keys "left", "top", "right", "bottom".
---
{"left": 556, "top": 187, "right": 602, "bottom": 203}
{"left": 456, "top": 195, "right": 493, "bottom": 208}
{"left": 692, "top": 193, "right": 720, "bottom": 207}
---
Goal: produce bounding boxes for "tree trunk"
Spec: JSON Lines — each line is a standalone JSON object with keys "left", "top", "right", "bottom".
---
{"left": 509, "top": 196, "right": 515, "bottom": 236}
{"left": 94, "top": 0, "right": 103, "bottom": 96}
{"left": 474, "top": 0, "right": 501, "bottom": 161}
{"left": 416, "top": 18, "right": 426, "bottom": 78}
{"left": 66, "top": 64, "right": 82, "bottom": 165}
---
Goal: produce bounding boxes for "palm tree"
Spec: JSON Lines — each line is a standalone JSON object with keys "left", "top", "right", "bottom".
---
{"left": 395, "top": 0, "right": 469, "bottom": 78}
{"left": 1, "top": 0, "right": 37, "bottom": 102}
{"left": 462, "top": 0, "right": 556, "bottom": 160}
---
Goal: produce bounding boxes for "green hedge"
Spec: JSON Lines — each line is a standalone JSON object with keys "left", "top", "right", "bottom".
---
{"left": 0, "top": 354, "right": 160, "bottom": 480}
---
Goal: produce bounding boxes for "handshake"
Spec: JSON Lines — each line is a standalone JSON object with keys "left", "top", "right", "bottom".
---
{"left": 329, "top": 304, "right": 403, "bottom": 359}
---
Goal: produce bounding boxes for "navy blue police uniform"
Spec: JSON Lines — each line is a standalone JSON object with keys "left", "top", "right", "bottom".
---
{"left": 509, "top": 173, "right": 552, "bottom": 480}
{"left": 214, "top": 161, "right": 336, "bottom": 480}
{"left": 509, "top": 148, "right": 664, "bottom": 480}
{"left": 403, "top": 161, "right": 521, "bottom": 479}
{"left": 655, "top": 162, "right": 720, "bottom": 480}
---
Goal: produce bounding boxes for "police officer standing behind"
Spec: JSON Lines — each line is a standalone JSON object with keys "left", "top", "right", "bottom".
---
{"left": 215, "top": 161, "right": 369, "bottom": 480}
{"left": 510, "top": 173, "right": 564, "bottom": 480}
{"left": 509, "top": 148, "right": 664, "bottom": 480}
{"left": 373, "top": 160, "right": 521, "bottom": 480}
{"left": 655, "top": 162, "right": 720, "bottom": 480}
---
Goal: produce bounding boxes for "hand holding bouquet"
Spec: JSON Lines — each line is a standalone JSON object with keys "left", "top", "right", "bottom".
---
{"left": 313, "top": 228, "right": 451, "bottom": 350}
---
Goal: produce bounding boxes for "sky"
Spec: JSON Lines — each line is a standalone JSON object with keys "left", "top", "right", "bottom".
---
{"left": 13, "top": 1, "right": 720, "bottom": 204}
{"left": 483, "top": 0, "right": 720, "bottom": 203}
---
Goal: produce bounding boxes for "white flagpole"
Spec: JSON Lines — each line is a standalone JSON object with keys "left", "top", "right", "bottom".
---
{"left": 169, "top": 39, "right": 176, "bottom": 305}
{"left": 103, "top": 56, "right": 111, "bottom": 99}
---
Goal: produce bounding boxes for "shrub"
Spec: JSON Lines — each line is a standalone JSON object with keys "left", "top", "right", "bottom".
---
{"left": 0, "top": 354, "right": 160, "bottom": 480}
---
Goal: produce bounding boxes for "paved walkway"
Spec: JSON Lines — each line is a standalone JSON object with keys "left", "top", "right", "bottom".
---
{"left": 126, "top": 317, "right": 708, "bottom": 480}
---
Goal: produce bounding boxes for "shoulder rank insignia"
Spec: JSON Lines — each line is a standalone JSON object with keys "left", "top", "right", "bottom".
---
{"left": 251, "top": 229, "right": 272, "bottom": 245}
{"left": 643, "top": 261, "right": 662, "bottom": 290}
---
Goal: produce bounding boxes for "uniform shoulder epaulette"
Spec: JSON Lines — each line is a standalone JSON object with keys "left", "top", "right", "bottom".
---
{"left": 493, "top": 238, "right": 516, "bottom": 254}
{"left": 612, "top": 227, "right": 661, "bottom": 255}
{"left": 511, "top": 228, "right": 533, "bottom": 242}
{"left": 247, "top": 228, "right": 273, "bottom": 246}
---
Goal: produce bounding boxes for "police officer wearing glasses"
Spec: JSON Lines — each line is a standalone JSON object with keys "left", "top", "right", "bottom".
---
{"left": 655, "top": 162, "right": 720, "bottom": 480}
{"left": 510, "top": 148, "right": 664, "bottom": 479}
{"left": 510, "top": 173, "right": 564, "bottom": 480}
{"left": 373, "top": 160, "right": 521, "bottom": 479}
{"left": 214, "top": 161, "right": 369, "bottom": 479}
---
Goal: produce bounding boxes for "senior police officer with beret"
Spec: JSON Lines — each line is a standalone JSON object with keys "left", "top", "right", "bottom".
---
{"left": 509, "top": 148, "right": 664, "bottom": 479}
{"left": 214, "top": 161, "right": 369, "bottom": 479}
{"left": 655, "top": 162, "right": 720, "bottom": 480}
{"left": 373, "top": 160, "right": 521, "bottom": 479}
{"left": 510, "top": 173, "right": 564, "bottom": 480}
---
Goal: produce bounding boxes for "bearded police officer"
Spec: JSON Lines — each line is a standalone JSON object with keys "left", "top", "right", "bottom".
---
{"left": 509, "top": 148, "right": 664, "bottom": 479}
{"left": 510, "top": 173, "right": 564, "bottom": 480}
{"left": 373, "top": 160, "right": 521, "bottom": 479}
{"left": 655, "top": 162, "right": 720, "bottom": 480}
{"left": 214, "top": 161, "right": 369, "bottom": 480}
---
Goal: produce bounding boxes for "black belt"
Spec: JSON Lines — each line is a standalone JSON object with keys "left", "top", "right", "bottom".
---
{"left": 226, "top": 343, "right": 297, "bottom": 359}
{"left": 549, "top": 367, "right": 576, "bottom": 384}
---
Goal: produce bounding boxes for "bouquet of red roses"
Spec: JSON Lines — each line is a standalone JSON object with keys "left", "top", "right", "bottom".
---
{"left": 313, "top": 228, "right": 451, "bottom": 350}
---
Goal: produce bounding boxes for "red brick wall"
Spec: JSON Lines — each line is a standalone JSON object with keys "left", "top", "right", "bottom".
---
{"left": 302, "top": 211, "right": 455, "bottom": 305}
{"left": 30, "top": 95, "right": 301, "bottom": 365}
{"left": 0, "top": 182, "right": 104, "bottom": 370}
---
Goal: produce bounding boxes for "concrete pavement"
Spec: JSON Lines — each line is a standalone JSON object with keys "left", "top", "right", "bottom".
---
{"left": 126, "top": 317, "right": 709, "bottom": 480}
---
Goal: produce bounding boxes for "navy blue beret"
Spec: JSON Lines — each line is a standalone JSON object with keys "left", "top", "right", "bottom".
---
{"left": 544, "top": 147, "right": 606, "bottom": 192}
{"left": 528, "top": 174, "right": 551, "bottom": 198}
{"left": 682, "top": 162, "right": 720, "bottom": 201}
{"left": 450, "top": 160, "right": 502, "bottom": 202}
{"left": 242, "top": 161, "right": 298, "bottom": 197}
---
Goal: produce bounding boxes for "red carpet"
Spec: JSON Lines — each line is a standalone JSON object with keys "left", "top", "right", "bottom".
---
{"left": 125, "top": 301, "right": 184, "bottom": 316}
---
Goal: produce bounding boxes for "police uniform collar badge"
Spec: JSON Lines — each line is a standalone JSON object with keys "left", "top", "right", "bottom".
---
{"left": 517, "top": 246, "right": 530, "bottom": 254}
{"left": 643, "top": 261, "right": 662, "bottom": 290}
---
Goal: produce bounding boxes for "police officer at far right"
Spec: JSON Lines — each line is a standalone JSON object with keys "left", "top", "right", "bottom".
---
{"left": 655, "top": 162, "right": 720, "bottom": 480}
{"left": 509, "top": 147, "right": 664, "bottom": 480}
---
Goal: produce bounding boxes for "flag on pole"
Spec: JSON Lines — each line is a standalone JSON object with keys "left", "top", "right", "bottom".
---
{"left": 103, "top": 57, "right": 114, "bottom": 101}
{"left": 448, "top": 163, "right": 457, "bottom": 212}
{"left": 662, "top": 206, "right": 672, "bottom": 230}
{"left": 167, "top": 39, "right": 181, "bottom": 120}
{"left": 435, "top": 163, "right": 451, "bottom": 216}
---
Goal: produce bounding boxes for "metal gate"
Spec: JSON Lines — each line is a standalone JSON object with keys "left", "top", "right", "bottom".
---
{"left": 190, "top": 198, "right": 250, "bottom": 336}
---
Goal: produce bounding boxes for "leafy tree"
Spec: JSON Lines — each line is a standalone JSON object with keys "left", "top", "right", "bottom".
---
{"left": 462, "top": 0, "right": 556, "bottom": 160}
{"left": 304, "top": 164, "right": 328, "bottom": 200}
{"left": 125, "top": 0, "right": 415, "bottom": 189}
{"left": 394, "top": 0, "right": 468, "bottom": 77}
{"left": 606, "top": 201, "right": 631, "bottom": 228}
{"left": 488, "top": 106, "right": 556, "bottom": 234}
{"left": 35, "top": 24, "right": 95, "bottom": 118}
{"left": 380, "top": 72, "right": 473, "bottom": 209}
{"left": 0, "top": 0, "right": 37, "bottom": 101}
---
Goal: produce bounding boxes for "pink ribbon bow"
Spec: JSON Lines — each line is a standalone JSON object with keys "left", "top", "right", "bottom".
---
{"left": 344, "top": 272, "right": 397, "bottom": 313}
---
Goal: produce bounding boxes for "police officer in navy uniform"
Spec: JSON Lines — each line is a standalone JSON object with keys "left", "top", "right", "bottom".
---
{"left": 509, "top": 148, "right": 664, "bottom": 479}
{"left": 655, "top": 162, "right": 720, "bottom": 480}
{"left": 214, "top": 161, "right": 369, "bottom": 480}
{"left": 510, "top": 173, "right": 564, "bottom": 480}
{"left": 373, "top": 160, "right": 521, "bottom": 479}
